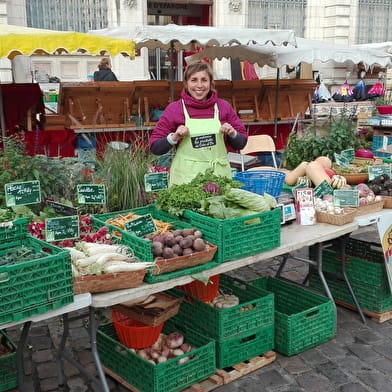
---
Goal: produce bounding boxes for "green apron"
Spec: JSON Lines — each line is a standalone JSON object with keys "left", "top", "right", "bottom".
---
{"left": 169, "top": 100, "right": 232, "bottom": 186}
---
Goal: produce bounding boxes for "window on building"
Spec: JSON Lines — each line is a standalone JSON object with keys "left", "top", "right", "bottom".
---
{"left": 248, "top": 0, "right": 306, "bottom": 37}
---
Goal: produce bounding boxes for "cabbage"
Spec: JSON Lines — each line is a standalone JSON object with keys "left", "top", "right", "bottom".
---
{"left": 224, "top": 188, "right": 277, "bottom": 212}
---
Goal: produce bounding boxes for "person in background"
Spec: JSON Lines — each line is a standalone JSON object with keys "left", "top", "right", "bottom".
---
{"left": 149, "top": 61, "right": 247, "bottom": 185}
{"left": 93, "top": 58, "right": 118, "bottom": 81}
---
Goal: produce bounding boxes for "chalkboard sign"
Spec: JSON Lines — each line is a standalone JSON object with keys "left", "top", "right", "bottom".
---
{"left": 46, "top": 200, "right": 79, "bottom": 216}
{"left": 368, "top": 165, "right": 391, "bottom": 181}
{"left": 314, "top": 180, "right": 334, "bottom": 199}
{"left": 125, "top": 214, "right": 157, "bottom": 237}
{"left": 45, "top": 215, "right": 80, "bottom": 242}
{"left": 144, "top": 172, "right": 169, "bottom": 192}
{"left": 191, "top": 134, "right": 216, "bottom": 149}
{"left": 333, "top": 189, "right": 359, "bottom": 207}
{"left": 77, "top": 184, "right": 106, "bottom": 204}
{"left": 340, "top": 148, "right": 355, "bottom": 163}
{"left": 5, "top": 180, "right": 41, "bottom": 207}
{"left": 334, "top": 153, "right": 350, "bottom": 168}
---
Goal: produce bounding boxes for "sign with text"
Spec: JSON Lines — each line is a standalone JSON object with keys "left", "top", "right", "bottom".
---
{"left": 77, "top": 184, "right": 106, "bottom": 204}
{"left": 5, "top": 180, "right": 41, "bottom": 207}
{"left": 46, "top": 200, "right": 79, "bottom": 216}
{"left": 124, "top": 214, "right": 157, "bottom": 237}
{"left": 340, "top": 148, "right": 355, "bottom": 163}
{"left": 333, "top": 189, "right": 359, "bottom": 207}
{"left": 314, "top": 180, "right": 334, "bottom": 199}
{"left": 191, "top": 134, "right": 216, "bottom": 149}
{"left": 334, "top": 153, "right": 350, "bottom": 168}
{"left": 144, "top": 172, "right": 169, "bottom": 192}
{"left": 368, "top": 165, "right": 391, "bottom": 181}
{"left": 377, "top": 211, "right": 392, "bottom": 293}
{"left": 45, "top": 215, "right": 80, "bottom": 242}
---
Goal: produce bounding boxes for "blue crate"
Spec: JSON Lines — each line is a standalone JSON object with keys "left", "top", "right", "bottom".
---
{"left": 235, "top": 170, "right": 286, "bottom": 198}
{"left": 372, "top": 135, "right": 392, "bottom": 158}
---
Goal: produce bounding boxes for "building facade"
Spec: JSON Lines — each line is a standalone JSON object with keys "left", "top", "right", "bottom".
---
{"left": 2, "top": 0, "right": 392, "bottom": 85}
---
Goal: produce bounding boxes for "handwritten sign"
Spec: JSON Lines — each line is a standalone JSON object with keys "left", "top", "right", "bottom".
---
{"left": 314, "top": 180, "right": 334, "bottom": 199}
{"left": 45, "top": 215, "right": 80, "bottom": 242}
{"left": 46, "top": 200, "right": 79, "bottom": 216}
{"left": 340, "top": 148, "right": 355, "bottom": 163}
{"left": 77, "top": 184, "right": 106, "bottom": 204}
{"left": 5, "top": 180, "right": 41, "bottom": 206}
{"left": 334, "top": 153, "right": 350, "bottom": 168}
{"left": 144, "top": 172, "right": 169, "bottom": 192}
{"left": 125, "top": 214, "right": 157, "bottom": 237}
{"left": 191, "top": 134, "right": 216, "bottom": 149}
{"left": 368, "top": 165, "right": 391, "bottom": 181}
{"left": 333, "top": 189, "right": 359, "bottom": 207}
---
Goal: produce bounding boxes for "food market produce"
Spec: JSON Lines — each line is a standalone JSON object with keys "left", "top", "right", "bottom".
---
{"left": 367, "top": 174, "right": 392, "bottom": 196}
{"left": 330, "top": 175, "right": 347, "bottom": 189}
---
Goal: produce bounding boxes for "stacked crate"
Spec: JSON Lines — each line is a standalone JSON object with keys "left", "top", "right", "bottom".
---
{"left": 309, "top": 238, "right": 392, "bottom": 314}
{"left": 171, "top": 274, "right": 275, "bottom": 368}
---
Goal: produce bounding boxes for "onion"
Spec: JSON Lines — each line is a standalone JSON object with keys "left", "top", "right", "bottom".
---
{"left": 157, "top": 356, "right": 167, "bottom": 363}
{"left": 165, "top": 332, "right": 184, "bottom": 349}
{"left": 177, "top": 356, "right": 190, "bottom": 365}
{"left": 359, "top": 197, "right": 368, "bottom": 206}
{"left": 180, "top": 343, "right": 192, "bottom": 353}
{"left": 355, "top": 183, "right": 370, "bottom": 198}
{"left": 375, "top": 195, "right": 384, "bottom": 202}
{"left": 172, "top": 348, "right": 185, "bottom": 357}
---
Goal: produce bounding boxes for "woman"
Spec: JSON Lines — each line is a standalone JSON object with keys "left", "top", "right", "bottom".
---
{"left": 93, "top": 58, "right": 118, "bottom": 81}
{"left": 149, "top": 61, "right": 247, "bottom": 185}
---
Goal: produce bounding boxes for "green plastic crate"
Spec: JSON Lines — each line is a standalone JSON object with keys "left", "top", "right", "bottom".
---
{"left": 0, "top": 217, "right": 28, "bottom": 243}
{"left": 97, "top": 318, "right": 216, "bottom": 392}
{"left": 182, "top": 207, "right": 281, "bottom": 263}
{"left": 0, "top": 234, "right": 74, "bottom": 324}
{"left": 215, "top": 324, "right": 274, "bottom": 368}
{"left": 91, "top": 205, "right": 217, "bottom": 283}
{"left": 309, "top": 238, "right": 387, "bottom": 287}
{"left": 170, "top": 274, "right": 274, "bottom": 340}
{"left": 0, "top": 331, "right": 16, "bottom": 392}
{"left": 309, "top": 273, "right": 392, "bottom": 314}
{"left": 249, "top": 276, "right": 335, "bottom": 356}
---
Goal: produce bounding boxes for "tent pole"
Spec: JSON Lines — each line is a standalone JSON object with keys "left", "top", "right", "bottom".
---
{"left": 169, "top": 41, "right": 175, "bottom": 102}
{"left": 273, "top": 68, "right": 280, "bottom": 140}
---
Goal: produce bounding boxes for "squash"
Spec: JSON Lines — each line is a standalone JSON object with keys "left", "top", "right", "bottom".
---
{"left": 296, "top": 176, "right": 312, "bottom": 187}
{"left": 315, "top": 156, "right": 332, "bottom": 169}
{"left": 285, "top": 161, "right": 309, "bottom": 186}
{"left": 305, "top": 161, "right": 332, "bottom": 187}
{"left": 330, "top": 175, "right": 347, "bottom": 189}
{"left": 324, "top": 168, "right": 335, "bottom": 178}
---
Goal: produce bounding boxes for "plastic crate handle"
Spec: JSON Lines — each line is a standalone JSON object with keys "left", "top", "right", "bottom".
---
{"left": 0, "top": 272, "right": 9, "bottom": 283}
{"left": 304, "top": 308, "right": 320, "bottom": 319}
{"left": 239, "top": 333, "right": 257, "bottom": 345}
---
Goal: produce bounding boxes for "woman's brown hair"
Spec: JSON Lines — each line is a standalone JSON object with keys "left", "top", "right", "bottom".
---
{"left": 183, "top": 61, "right": 215, "bottom": 89}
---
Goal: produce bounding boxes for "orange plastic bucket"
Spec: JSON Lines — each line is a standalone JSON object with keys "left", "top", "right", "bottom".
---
{"left": 111, "top": 309, "right": 164, "bottom": 349}
{"left": 179, "top": 274, "right": 220, "bottom": 302}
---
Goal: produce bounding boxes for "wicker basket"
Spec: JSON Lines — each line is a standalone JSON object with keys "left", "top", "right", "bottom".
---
{"left": 316, "top": 208, "right": 357, "bottom": 226}
{"left": 112, "top": 293, "right": 182, "bottom": 327}
{"left": 355, "top": 199, "right": 385, "bottom": 216}
{"left": 152, "top": 242, "right": 217, "bottom": 275}
{"left": 73, "top": 269, "right": 147, "bottom": 294}
{"left": 383, "top": 196, "right": 392, "bottom": 208}
{"left": 340, "top": 173, "right": 369, "bottom": 185}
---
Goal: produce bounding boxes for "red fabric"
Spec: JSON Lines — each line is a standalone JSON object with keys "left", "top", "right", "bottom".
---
{"left": 248, "top": 123, "right": 292, "bottom": 150}
{"left": 1, "top": 83, "right": 45, "bottom": 133}
{"left": 23, "top": 130, "right": 76, "bottom": 157}
{"left": 242, "top": 61, "right": 259, "bottom": 81}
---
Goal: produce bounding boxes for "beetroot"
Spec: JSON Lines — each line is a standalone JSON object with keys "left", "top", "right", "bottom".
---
{"left": 203, "top": 182, "right": 221, "bottom": 195}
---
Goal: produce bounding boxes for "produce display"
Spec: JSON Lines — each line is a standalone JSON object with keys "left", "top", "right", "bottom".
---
{"left": 131, "top": 332, "right": 195, "bottom": 365}
{"left": 0, "top": 245, "right": 49, "bottom": 266}
{"left": 368, "top": 174, "right": 392, "bottom": 196}
{"left": 67, "top": 242, "right": 151, "bottom": 277}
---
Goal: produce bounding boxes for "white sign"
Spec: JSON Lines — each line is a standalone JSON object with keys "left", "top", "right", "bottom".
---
{"left": 377, "top": 211, "right": 392, "bottom": 293}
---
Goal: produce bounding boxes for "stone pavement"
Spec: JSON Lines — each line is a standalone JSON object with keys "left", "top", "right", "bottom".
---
{"left": 5, "top": 248, "right": 392, "bottom": 392}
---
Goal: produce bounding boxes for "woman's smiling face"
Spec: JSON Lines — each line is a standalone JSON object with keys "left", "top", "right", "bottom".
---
{"left": 186, "top": 70, "right": 211, "bottom": 101}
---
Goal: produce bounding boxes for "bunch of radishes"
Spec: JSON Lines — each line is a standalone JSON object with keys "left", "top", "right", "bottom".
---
{"left": 355, "top": 183, "right": 384, "bottom": 206}
{"left": 132, "top": 332, "right": 194, "bottom": 365}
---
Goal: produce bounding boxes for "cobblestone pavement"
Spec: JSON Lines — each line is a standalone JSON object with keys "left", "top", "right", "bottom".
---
{"left": 5, "top": 248, "right": 392, "bottom": 392}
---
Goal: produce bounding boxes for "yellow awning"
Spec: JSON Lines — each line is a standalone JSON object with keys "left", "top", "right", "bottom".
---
{"left": 0, "top": 24, "right": 135, "bottom": 59}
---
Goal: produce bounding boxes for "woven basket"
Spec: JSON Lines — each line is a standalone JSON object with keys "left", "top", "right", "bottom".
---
{"left": 316, "top": 208, "right": 357, "bottom": 226}
{"left": 73, "top": 269, "right": 147, "bottom": 294}
{"left": 340, "top": 173, "right": 369, "bottom": 185}
{"left": 112, "top": 293, "right": 182, "bottom": 327}
{"left": 355, "top": 199, "right": 385, "bottom": 216}
{"left": 152, "top": 242, "right": 217, "bottom": 275}
{"left": 383, "top": 196, "right": 392, "bottom": 208}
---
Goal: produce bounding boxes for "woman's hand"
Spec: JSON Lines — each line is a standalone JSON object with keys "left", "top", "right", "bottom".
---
{"left": 173, "top": 125, "right": 189, "bottom": 142}
{"left": 220, "top": 122, "right": 236, "bottom": 137}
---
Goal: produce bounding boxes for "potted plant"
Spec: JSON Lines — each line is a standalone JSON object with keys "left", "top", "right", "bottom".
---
{"left": 374, "top": 93, "right": 392, "bottom": 115}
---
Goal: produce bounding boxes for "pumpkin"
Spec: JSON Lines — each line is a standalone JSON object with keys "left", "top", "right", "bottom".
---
{"left": 285, "top": 161, "right": 309, "bottom": 186}
{"left": 330, "top": 175, "right": 347, "bottom": 189}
